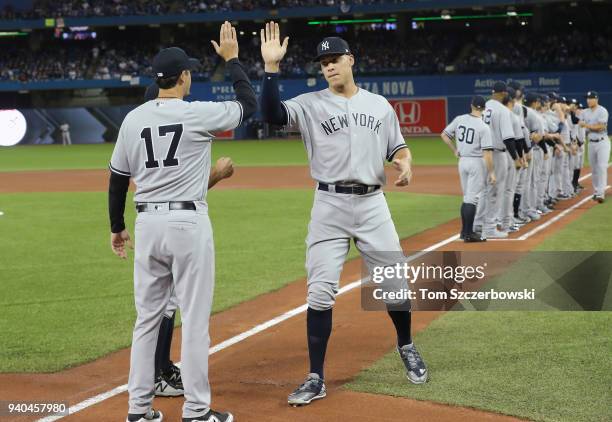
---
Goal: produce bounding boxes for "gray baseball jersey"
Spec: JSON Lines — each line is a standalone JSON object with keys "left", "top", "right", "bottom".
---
{"left": 581, "top": 105, "right": 611, "bottom": 198}
{"left": 544, "top": 109, "right": 561, "bottom": 133}
{"left": 283, "top": 88, "right": 406, "bottom": 186}
{"left": 281, "top": 87, "right": 409, "bottom": 311}
{"left": 483, "top": 99, "right": 515, "bottom": 149}
{"left": 110, "top": 98, "right": 243, "bottom": 202}
{"left": 110, "top": 97, "right": 243, "bottom": 418}
{"left": 580, "top": 105, "right": 609, "bottom": 141}
{"left": 443, "top": 113, "right": 493, "bottom": 156}
{"left": 509, "top": 111, "right": 523, "bottom": 140}
{"left": 524, "top": 106, "right": 544, "bottom": 136}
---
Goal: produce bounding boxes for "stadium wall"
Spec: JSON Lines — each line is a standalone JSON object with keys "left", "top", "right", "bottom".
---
{"left": 6, "top": 70, "right": 611, "bottom": 144}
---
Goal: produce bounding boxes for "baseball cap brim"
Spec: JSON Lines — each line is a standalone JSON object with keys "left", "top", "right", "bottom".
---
{"left": 313, "top": 52, "right": 347, "bottom": 62}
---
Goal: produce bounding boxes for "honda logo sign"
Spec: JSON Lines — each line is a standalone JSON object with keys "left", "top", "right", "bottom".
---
{"left": 393, "top": 101, "right": 421, "bottom": 125}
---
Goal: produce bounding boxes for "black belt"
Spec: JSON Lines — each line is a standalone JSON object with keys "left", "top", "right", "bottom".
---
{"left": 589, "top": 139, "right": 605, "bottom": 143}
{"left": 495, "top": 148, "right": 507, "bottom": 152}
{"left": 318, "top": 183, "right": 380, "bottom": 195}
{"left": 136, "top": 201, "right": 196, "bottom": 213}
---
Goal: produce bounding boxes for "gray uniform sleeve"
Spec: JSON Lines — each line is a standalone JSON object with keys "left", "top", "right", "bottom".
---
{"left": 500, "top": 109, "right": 515, "bottom": 142}
{"left": 596, "top": 107, "right": 609, "bottom": 125}
{"left": 191, "top": 100, "right": 243, "bottom": 132}
{"left": 480, "top": 124, "right": 494, "bottom": 150}
{"left": 282, "top": 97, "right": 305, "bottom": 132}
{"left": 386, "top": 104, "right": 408, "bottom": 161}
{"left": 109, "top": 124, "right": 131, "bottom": 177}
{"left": 443, "top": 117, "right": 459, "bottom": 139}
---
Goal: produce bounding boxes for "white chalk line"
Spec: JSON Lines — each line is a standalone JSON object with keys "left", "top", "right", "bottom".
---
{"left": 38, "top": 233, "right": 460, "bottom": 421}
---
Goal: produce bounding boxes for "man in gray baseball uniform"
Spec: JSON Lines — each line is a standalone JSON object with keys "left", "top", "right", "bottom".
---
{"left": 579, "top": 91, "right": 610, "bottom": 203}
{"left": 520, "top": 92, "right": 546, "bottom": 221}
{"left": 474, "top": 81, "right": 516, "bottom": 239}
{"left": 142, "top": 83, "right": 236, "bottom": 399}
{"left": 441, "top": 95, "right": 494, "bottom": 242}
{"left": 108, "top": 22, "right": 256, "bottom": 422}
{"left": 259, "top": 21, "right": 427, "bottom": 407}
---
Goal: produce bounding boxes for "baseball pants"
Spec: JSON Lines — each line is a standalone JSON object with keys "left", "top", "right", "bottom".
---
{"left": 522, "top": 148, "right": 541, "bottom": 216}
{"left": 306, "top": 188, "right": 407, "bottom": 311}
{"left": 475, "top": 150, "right": 508, "bottom": 232}
{"left": 128, "top": 205, "right": 214, "bottom": 419}
{"left": 536, "top": 150, "right": 551, "bottom": 208}
{"left": 500, "top": 157, "right": 517, "bottom": 228}
{"left": 459, "top": 157, "right": 486, "bottom": 205}
{"left": 588, "top": 139, "right": 611, "bottom": 198}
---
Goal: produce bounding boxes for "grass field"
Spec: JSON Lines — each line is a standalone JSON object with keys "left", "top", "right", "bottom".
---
{"left": 348, "top": 200, "right": 612, "bottom": 422}
{"left": 0, "top": 189, "right": 460, "bottom": 372}
{"left": 0, "top": 138, "right": 458, "bottom": 171}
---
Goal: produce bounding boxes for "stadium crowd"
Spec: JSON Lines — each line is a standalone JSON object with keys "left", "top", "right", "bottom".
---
{"left": 1, "top": 0, "right": 396, "bottom": 19}
{"left": 1, "top": 28, "right": 611, "bottom": 82}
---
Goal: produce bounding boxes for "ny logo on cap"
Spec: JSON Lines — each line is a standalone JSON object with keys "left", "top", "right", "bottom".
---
{"left": 321, "top": 41, "right": 329, "bottom": 50}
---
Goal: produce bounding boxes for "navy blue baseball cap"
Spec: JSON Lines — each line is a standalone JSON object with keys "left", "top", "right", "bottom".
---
{"left": 471, "top": 95, "right": 486, "bottom": 110}
{"left": 524, "top": 92, "right": 540, "bottom": 105}
{"left": 578, "top": 103, "right": 585, "bottom": 109}
{"left": 152, "top": 47, "right": 200, "bottom": 78}
{"left": 567, "top": 97, "right": 577, "bottom": 105}
{"left": 547, "top": 92, "right": 560, "bottom": 103}
{"left": 144, "top": 83, "right": 159, "bottom": 101}
{"left": 540, "top": 93, "right": 550, "bottom": 103}
{"left": 492, "top": 81, "right": 507, "bottom": 93}
{"left": 586, "top": 91, "right": 599, "bottom": 99}
{"left": 314, "top": 37, "right": 351, "bottom": 61}
{"left": 507, "top": 87, "right": 516, "bottom": 100}
{"left": 508, "top": 81, "right": 523, "bottom": 91}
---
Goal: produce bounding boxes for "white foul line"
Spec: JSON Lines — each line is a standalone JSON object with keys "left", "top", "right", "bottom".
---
{"left": 38, "top": 233, "right": 460, "bottom": 421}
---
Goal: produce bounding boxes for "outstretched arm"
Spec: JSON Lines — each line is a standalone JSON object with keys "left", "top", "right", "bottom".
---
{"left": 260, "top": 21, "right": 290, "bottom": 125}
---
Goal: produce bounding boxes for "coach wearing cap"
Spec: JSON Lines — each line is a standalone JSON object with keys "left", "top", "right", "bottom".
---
{"left": 579, "top": 91, "right": 610, "bottom": 203}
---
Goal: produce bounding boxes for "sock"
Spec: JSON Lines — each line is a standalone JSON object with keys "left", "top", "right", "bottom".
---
{"left": 307, "top": 307, "right": 332, "bottom": 379}
{"left": 464, "top": 203, "right": 477, "bottom": 234}
{"left": 460, "top": 203, "right": 467, "bottom": 236}
{"left": 513, "top": 194, "right": 522, "bottom": 216}
{"left": 155, "top": 312, "right": 175, "bottom": 375}
{"left": 572, "top": 169, "right": 580, "bottom": 188}
{"left": 387, "top": 310, "right": 412, "bottom": 347}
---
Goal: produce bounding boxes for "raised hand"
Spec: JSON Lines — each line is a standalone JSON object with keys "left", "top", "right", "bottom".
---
{"left": 211, "top": 21, "right": 239, "bottom": 62}
{"left": 260, "top": 21, "right": 289, "bottom": 72}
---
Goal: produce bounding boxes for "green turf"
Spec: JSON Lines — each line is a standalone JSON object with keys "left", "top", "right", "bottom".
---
{"left": 0, "top": 138, "right": 456, "bottom": 172}
{"left": 536, "top": 198, "right": 612, "bottom": 251}
{"left": 348, "top": 196, "right": 612, "bottom": 421}
{"left": 0, "top": 190, "right": 459, "bottom": 372}
{"left": 347, "top": 312, "right": 611, "bottom": 422}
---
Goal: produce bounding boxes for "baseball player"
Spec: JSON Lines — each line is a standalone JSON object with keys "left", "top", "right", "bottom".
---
{"left": 501, "top": 86, "right": 526, "bottom": 232}
{"left": 579, "top": 91, "right": 610, "bottom": 203}
{"left": 60, "top": 122, "right": 72, "bottom": 145}
{"left": 259, "top": 21, "right": 427, "bottom": 406}
{"left": 108, "top": 22, "right": 256, "bottom": 422}
{"left": 569, "top": 100, "right": 586, "bottom": 192}
{"left": 141, "top": 84, "right": 237, "bottom": 399}
{"left": 508, "top": 81, "right": 532, "bottom": 225}
{"left": 441, "top": 95, "right": 494, "bottom": 242}
{"left": 474, "top": 81, "right": 515, "bottom": 239}
{"left": 520, "top": 92, "right": 546, "bottom": 221}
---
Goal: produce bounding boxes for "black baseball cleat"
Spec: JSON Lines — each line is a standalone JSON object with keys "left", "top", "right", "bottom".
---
{"left": 155, "top": 362, "right": 184, "bottom": 396}
{"left": 595, "top": 196, "right": 605, "bottom": 204}
{"left": 464, "top": 233, "right": 486, "bottom": 243}
{"left": 182, "top": 409, "right": 234, "bottom": 422}
{"left": 288, "top": 373, "right": 327, "bottom": 406}
{"left": 398, "top": 343, "right": 428, "bottom": 384}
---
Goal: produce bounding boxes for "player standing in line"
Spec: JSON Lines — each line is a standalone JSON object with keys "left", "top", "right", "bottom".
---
{"left": 501, "top": 87, "right": 526, "bottom": 232}
{"left": 560, "top": 97, "right": 577, "bottom": 197}
{"left": 474, "top": 81, "right": 515, "bottom": 239}
{"left": 109, "top": 22, "right": 256, "bottom": 422}
{"left": 520, "top": 92, "right": 546, "bottom": 222}
{"left": 508, "top": 82, "right": 532, "bottom": 226}
{"left": 539, "top": 95, "right": 561, "bottom": 209}
{"left": 440, "top": 96, "right": 495, "bottom": 242}
{"left": 569, "top": 100, "right": 586, "bottom": 192}
{"left": 259, "top": 21, "right": 428, "bottom": 407}
{"left": 141, "top": 84, "right": 237, "bottom": 398}
{"left": 580, "top": 91, "right": 610, "bottom": 203}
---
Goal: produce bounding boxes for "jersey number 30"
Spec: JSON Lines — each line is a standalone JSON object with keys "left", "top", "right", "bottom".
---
{"left": 141, "top": 124, "right": 183, "bottom": 169}
{"left": 456, "top": 125, "right": 475, "bottom": 144}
